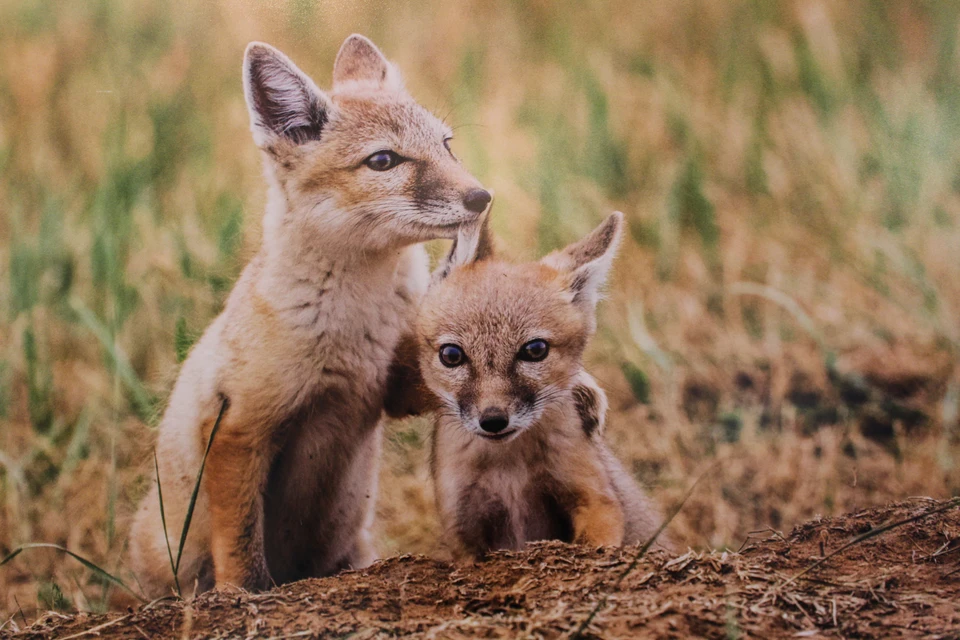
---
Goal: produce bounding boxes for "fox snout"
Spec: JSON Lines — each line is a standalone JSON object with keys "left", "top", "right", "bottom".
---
{"left": 461, "top": 389, "right": 542, "bottom": 442}
{"left": 460, "top": 376, "right": 542, "bottom": 441}
{"left": 415, "top": 167, "right": 492, "bottom": 238}
{"left": 463, "top": 188, "right": 492, "bottom": 214}
{"left": 478, "top": 406, "right": 510, "bottom": 435}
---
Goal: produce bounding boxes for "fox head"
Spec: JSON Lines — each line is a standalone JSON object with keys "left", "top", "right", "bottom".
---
{"left": 243, "top": 35, "right": 490, "bottom": 255}
{"left": 416, "top": 211, "right": 623, "bottom": 442}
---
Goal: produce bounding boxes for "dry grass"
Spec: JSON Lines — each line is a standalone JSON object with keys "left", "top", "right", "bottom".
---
{"left": 6, "top": 500, "right": 959, "bottom": 638}
{"left": 1, "top": 0, "right": 959, "bottom": 619}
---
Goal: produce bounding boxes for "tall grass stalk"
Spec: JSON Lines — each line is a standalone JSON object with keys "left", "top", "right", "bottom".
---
{"left": 154, "top": 452, "right": 181, "bottom": 597}
{"left": 174, "top": 396, "right": 228, "bottom": 578}
{"left": 67, "top": 298, "right": 152, "bottom": 419}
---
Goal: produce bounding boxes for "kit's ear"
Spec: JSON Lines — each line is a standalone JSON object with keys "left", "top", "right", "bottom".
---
{"left": 433, "top": 207, "right": 495, "bottom": 283}
{"left": 332, "top": 34, "right": 403, "bottom": 91}
{"left": 243, "top": 42, "right": 331, "bottom": 148}
{"left": 540, "top": 211, "right": 623, "bottom": 318}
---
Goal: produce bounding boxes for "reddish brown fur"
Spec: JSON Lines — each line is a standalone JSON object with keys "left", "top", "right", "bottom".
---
{"left": 392, "top": 212, "right": 671, "bottom": 559}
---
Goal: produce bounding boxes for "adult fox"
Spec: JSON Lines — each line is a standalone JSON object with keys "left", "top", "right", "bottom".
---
{"left": 129, "top": 35, "right": 490, "bottom": 596}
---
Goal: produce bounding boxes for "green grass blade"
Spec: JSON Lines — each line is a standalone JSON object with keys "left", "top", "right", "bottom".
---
{"left": 154, "top": 451, "right": 181, "bottom": 597}
{"left": 174, "top": 396, "right": 228, "bottom": 574}
{"left": 66, "top": 297, "right": 153, "bottom": 418}
{"left": 729, "top": 282, "right": 829, "bottom": 355}
{"left": 0, "top": 543, "right": 143, "bottom": 601}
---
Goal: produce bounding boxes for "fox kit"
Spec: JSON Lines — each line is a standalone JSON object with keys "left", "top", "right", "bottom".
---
{"left": 129, "top": 35, "right": 489, "bottom": 597}
{"left": 402, "top": 212, "right": 668, "bottom": 559}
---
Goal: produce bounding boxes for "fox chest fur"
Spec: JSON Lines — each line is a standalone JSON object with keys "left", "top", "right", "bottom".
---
{"left": 224, "top": 248, "right": 427, "bottom": 420}
{"left": 219, "top": 246, "right": 429, "bottom": 582}
{"left": 432, "top": 411, "right": 583, "bottom": 555}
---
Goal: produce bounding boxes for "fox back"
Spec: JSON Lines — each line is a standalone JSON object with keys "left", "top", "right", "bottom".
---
{"left": 412, "top": 212, "right": 670, "bottom": 558}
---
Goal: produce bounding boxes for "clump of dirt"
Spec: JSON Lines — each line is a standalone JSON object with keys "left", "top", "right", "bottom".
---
{"left": 4, "top": 499, "right": 958, "bottom": 639}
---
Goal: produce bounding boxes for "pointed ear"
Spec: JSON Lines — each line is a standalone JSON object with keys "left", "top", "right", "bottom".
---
{"left": 243, "top": 42, "right": 331, "bottom": 148}
{"left": 541, "top": 211, "right": 623, "bottom": 316}
{"left": 432, "top": 209, "right": 495, "bottom": 283}
{"left": 333, "top": 34, "right": 403, "bottom": 91}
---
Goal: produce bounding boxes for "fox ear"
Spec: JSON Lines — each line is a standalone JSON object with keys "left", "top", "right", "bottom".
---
{"left": 541, "top": 211, "right": 623, "bottom": 319}
{"left": 433, "top": 210, "right": 495, "bottom": 283}
{"left": 243, "top": 42, "right": 331, "bottom": 148}
{"left": 333, "top": 34, "right": 403, "bottom": 91}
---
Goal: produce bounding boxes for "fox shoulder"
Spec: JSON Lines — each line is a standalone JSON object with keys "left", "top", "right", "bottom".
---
{"left": 384, "top": 332, "right": 437, "bottom": 418}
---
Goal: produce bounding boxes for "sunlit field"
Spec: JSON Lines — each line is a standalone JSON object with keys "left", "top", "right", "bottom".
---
{"left": 2, "top": 0, "right": 959, "bottom": 618}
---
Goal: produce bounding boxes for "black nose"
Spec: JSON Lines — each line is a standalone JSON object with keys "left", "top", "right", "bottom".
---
{"left": 479, "top": 408, "right": 509, "bottom": 433}
{"left": 463, "top": 188, "right": 492, "bottom": 213}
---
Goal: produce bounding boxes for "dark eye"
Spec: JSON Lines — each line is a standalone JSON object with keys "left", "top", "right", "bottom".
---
{"left": 518, "top": 339, "right": 549, "bottom": 362}
{"left": 439, "top": 344, "right": 466, "bottom": 368}
{"left": 364, "top": 150, "right": 403, "bottom": 171}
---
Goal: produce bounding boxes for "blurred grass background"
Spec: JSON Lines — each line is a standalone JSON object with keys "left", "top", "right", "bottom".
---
{"left": 2, "top": 0, "right": 960, "bottom": 618}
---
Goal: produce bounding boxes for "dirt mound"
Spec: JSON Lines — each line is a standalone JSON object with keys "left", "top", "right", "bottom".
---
{"left": 4, "top": 499, "right": 958, "bottom": 639}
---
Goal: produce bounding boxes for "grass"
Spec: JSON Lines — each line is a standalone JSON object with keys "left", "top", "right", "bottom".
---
{"left": 155, "top": 394, "right": 226, "bottom": 598}
{"left": 0, "top": 544, "right": 140, "bottom": 602}
{"left": 173, "top": 397, "right": 226, "bottom": 586}
{"left": 780, "top": 496, "right": 960, "bottom": 588}
{"left": 571, "top": 462, "right": 718, "bottom": 639}
{"left": 2, "top": 0, "right": 960, "bottom": 619}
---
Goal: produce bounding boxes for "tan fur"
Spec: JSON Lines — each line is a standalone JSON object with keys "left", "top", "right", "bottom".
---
{"left": 129, "top": 35, "right": 487, "bottom": 597}
{"left": 403, "top": 212, "right": 670, "bottom": 559}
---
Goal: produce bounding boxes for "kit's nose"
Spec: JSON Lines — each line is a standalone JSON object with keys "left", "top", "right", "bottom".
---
{"left": 479, "top": 407, "right": 509, "bottom": 433}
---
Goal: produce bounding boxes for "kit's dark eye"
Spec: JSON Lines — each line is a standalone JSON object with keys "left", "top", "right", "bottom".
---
{"left": 364, "top": 150, "right": 403, "bottom": 171}
{"left": 439, "top": 344, "right": 466, "bottom": 368}
{"left": 443, "top": 137, "right": 454, "bottom": 154}
{"left": 518, "top": 339, "right": 549, "bottom": 362}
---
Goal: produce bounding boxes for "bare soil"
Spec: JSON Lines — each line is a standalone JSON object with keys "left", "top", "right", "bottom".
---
{"left": 4, "top": 499, "right": 958, "bottom": 639}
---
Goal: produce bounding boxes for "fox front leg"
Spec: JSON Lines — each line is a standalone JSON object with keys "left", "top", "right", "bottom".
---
{"left": 204, "top": 405, "right": 274, "bottom": 591}
{"left": 571, "top": 492, "right": 626, "bottom": 547}
{"left": 560, "top": 450, "right": 625, "bottom": 547}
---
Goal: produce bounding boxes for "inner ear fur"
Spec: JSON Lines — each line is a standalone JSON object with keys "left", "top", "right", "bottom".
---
{"left": 541, "top": 211, "right": 624, "bottom": 314}
{"left": 432, "top": 209, "right": 495, "bottom": 283}
{"left": 332, "top": 34, "right": 403, "bottom": 91}
{"left": 243, "top": 42, "right": 331, "bottom": 148}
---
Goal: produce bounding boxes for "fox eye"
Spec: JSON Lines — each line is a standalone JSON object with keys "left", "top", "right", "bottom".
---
{"left": 518, "top": 339, "right": 549, "bottom": 362}
{"left": 364, "top": 150, "right": 403, "bottom": 171}
{"left": 443, "top": 137, "right": 457, "bottom": 158}
{"left": 439, "top": 344, "right": 466, "bottom": 368}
